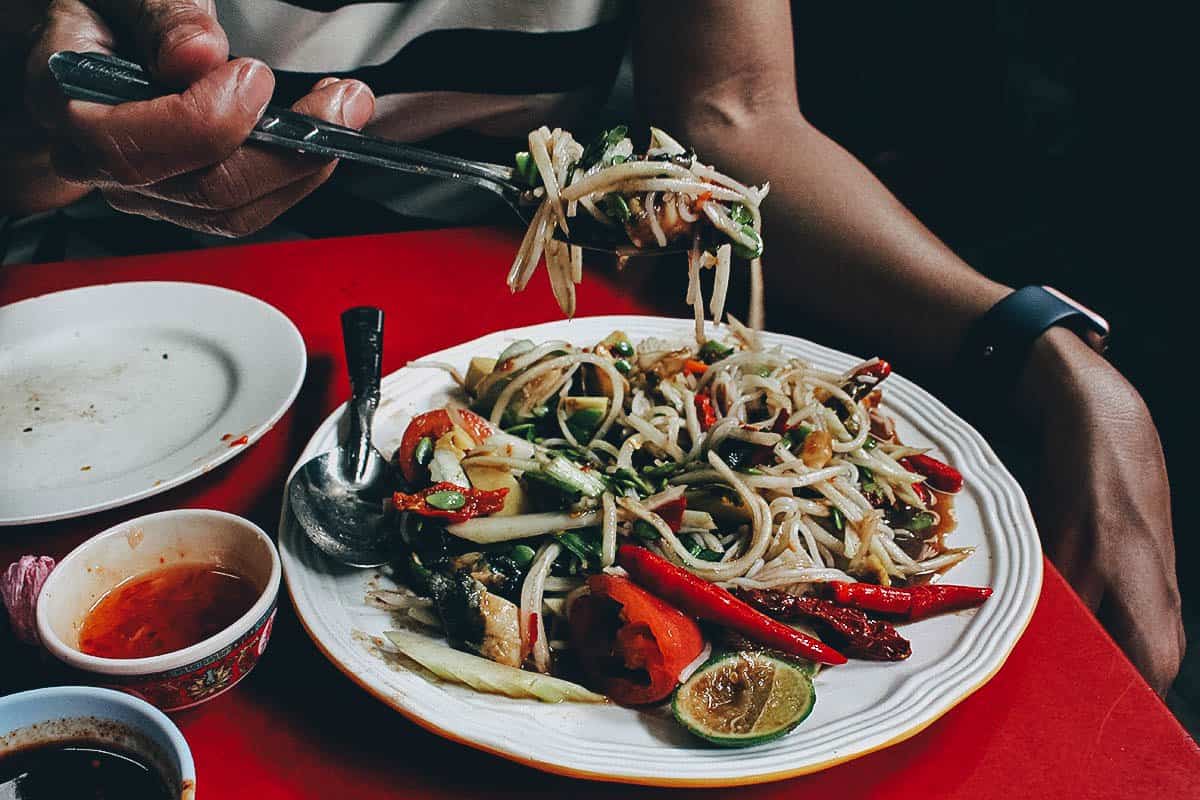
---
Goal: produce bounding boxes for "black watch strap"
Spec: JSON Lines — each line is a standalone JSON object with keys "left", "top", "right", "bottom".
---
{"left": 959, "top": 285, "right": 1108, "bottom": 387}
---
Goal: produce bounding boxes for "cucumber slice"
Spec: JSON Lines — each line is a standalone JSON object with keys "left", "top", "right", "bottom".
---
{"left": 672, "top": 651, "right": 815, "bottom": 747}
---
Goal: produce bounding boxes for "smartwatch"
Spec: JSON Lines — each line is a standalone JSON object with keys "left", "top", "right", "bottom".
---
{"left": 959, "top": 285, "right": 1110, "bottom": 386}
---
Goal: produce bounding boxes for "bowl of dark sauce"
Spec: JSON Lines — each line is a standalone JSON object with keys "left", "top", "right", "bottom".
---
{"left": 0, "top": 686, "right": 195, "bottom": 799}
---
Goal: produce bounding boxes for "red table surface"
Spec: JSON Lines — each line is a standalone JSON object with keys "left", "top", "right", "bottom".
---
{"left": 2, "top": 227, "right": 1196, "bottom": 799}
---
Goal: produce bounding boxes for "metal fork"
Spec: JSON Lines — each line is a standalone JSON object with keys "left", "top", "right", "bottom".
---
{"left": 48, "top": 50, "right": 662, "bottom": 253}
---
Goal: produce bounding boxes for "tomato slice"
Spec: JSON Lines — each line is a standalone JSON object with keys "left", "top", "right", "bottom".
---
{"left": 394, "top": 408, "right": 493, "bottom": 483}
{"left": 569, "top": 574, "right": 704, "bottom": 706}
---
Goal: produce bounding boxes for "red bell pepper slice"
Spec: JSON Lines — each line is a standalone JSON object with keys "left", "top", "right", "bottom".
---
{"left": 569, "top": 574, "right": 705, "bottom": 706}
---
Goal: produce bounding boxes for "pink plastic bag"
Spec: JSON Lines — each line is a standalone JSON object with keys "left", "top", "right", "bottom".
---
{"left": 2, "top": 555, "right": 56, "bottom": 645}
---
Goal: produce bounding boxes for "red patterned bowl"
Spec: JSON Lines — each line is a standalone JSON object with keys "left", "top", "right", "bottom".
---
{"left": 36, "top": 509, "right": 280, "bottom": 711}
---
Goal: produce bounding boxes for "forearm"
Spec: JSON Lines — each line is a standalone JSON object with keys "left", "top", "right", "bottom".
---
{"left": 682, "top": 111, "right": 1008, "bottom": 369}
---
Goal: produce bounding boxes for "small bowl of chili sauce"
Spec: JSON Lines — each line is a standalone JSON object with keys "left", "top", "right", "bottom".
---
{"left": 36, "top": 509, "right": 281, "bottom": 711}
{"left": 1, "top": 685, "right": 196, "bottom": 799}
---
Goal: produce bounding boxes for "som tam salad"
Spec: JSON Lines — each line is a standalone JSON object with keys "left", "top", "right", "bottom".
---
{"left": 368, "top": 328, "right": 991, "bottom": 746}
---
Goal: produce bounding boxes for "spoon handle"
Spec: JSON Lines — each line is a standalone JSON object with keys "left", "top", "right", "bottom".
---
{"left": 341, "top": 306, "right": 384, "bottom": 480}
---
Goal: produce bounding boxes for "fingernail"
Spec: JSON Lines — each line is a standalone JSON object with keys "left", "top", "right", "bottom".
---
{"left": 314, "top": 77, "right": 340, "bottom": 91}
{"left": 236, "top": 60, "right": 273, "bottom": 120}
{"left": 339, "top": 81, "right": 374, "bottom": 127}
{"left": 237, "top": 59, "right": 266, "bottom": 86}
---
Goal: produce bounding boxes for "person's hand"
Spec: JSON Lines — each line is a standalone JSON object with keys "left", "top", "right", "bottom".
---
{"left": 1020, "top": 328, "right": 1184, "bottom": 695}
{"left": 24, "top": 0, "right": 375, "bottom": 236}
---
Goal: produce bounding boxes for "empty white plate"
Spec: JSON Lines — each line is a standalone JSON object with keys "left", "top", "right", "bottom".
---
{"left": 0, "top": 282, "right": 306, "bottom": 525}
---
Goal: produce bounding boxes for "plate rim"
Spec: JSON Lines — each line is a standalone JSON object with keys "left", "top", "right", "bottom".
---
{"left": 0, "top": 281, "right": 307, "bottom": 526}
{"left": 278, "top": 314, "right": 1042, "bottom": 786}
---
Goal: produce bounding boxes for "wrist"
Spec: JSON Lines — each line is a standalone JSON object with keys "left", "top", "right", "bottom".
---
{"left": 1015, "top": 326, "right": 1110, "bottom": 422}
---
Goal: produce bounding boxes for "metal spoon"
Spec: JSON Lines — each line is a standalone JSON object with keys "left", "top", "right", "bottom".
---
{"left": 288, "top": 307, "right": 403, "bottom": 567}
{"left": 47, "top": 50, "right": 685, "bottom": 256}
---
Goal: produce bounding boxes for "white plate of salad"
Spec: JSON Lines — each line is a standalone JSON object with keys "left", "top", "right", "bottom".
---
{"left": 277, "top": 314, "right": 1041, "bottom": 786}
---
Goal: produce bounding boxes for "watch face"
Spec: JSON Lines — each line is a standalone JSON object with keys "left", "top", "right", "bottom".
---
{"left": 1041, "top": 285, "right": 1110, "bottom": 353}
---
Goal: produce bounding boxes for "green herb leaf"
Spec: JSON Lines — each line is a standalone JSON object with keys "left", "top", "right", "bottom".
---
{"left": 830, "top": 506, "right": 845, "bottom": 532}
{"left": 729, "top": 203, "right": 753, "bottom": 226}
{"left": 784, "top": 425, "right": 813, "bottom": 449}
{"left": 612, "top": 339, "right": 635, "bottom": 358}
{"left": 698, "top": 340, "right": 734, "bottom": 364}
{"left": 642, "top": 461, "right": 684, "bottom": 479}
{"left": 504, "top": 423, "right": 536, "bottom": 441}
{"left": 581, "top": 125, "right": 628, "bottom": 168}
{"left": 557, "top": 530, "right": 601, "bottom": 566}
{"left": 600, "top": 193, "right": 632, "bottom": 224}
{"left": 686, "top": 535, "right": 724, "bottom": 562}
{"left": 514, "top": 151, "right": 539, "bottom": 186}
{"left": 731, "top": 226, "right": 764, "bottom": 260}
{"left": 633, "top": 520, "right": 660, "bottom": 541}
{"left": 565, "top": 408, "right": 605, "bottom": 443}
{"left": 905, "top": 511, "right": 936, "bottom": 533}
{"left": 610, "top": 466, "right": 653, "bottom": 496}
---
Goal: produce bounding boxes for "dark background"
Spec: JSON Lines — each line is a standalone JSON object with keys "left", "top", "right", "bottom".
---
{"left": 784, "top": 1, "right": 1194, "bottom": 729}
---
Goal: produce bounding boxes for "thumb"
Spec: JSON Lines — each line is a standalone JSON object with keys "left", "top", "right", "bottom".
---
{"left": 107, "top": 0, "right": 229, "bottom": 86}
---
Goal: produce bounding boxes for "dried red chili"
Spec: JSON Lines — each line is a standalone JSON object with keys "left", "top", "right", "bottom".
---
{"left": 736, "top": 589, "right": 911, "bottom": 661}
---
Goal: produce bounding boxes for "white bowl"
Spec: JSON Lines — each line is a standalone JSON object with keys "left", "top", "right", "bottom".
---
{"left": 0, "top": 685, "right": 196, "bottom": 798}
{"left": 36, "top": 509, "right": 280, "bottom": 711}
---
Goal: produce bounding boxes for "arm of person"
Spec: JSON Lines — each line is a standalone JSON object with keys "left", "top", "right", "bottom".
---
{"left": 6, "top": 0, "right": 375, "bottom": 235}
{"left": 634, "top": 0, "right": 1183, "bottom": 692}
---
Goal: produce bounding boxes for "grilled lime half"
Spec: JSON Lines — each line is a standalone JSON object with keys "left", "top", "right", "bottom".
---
{"left": 672, "top": 651, "right": 816, "bottom": 747}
